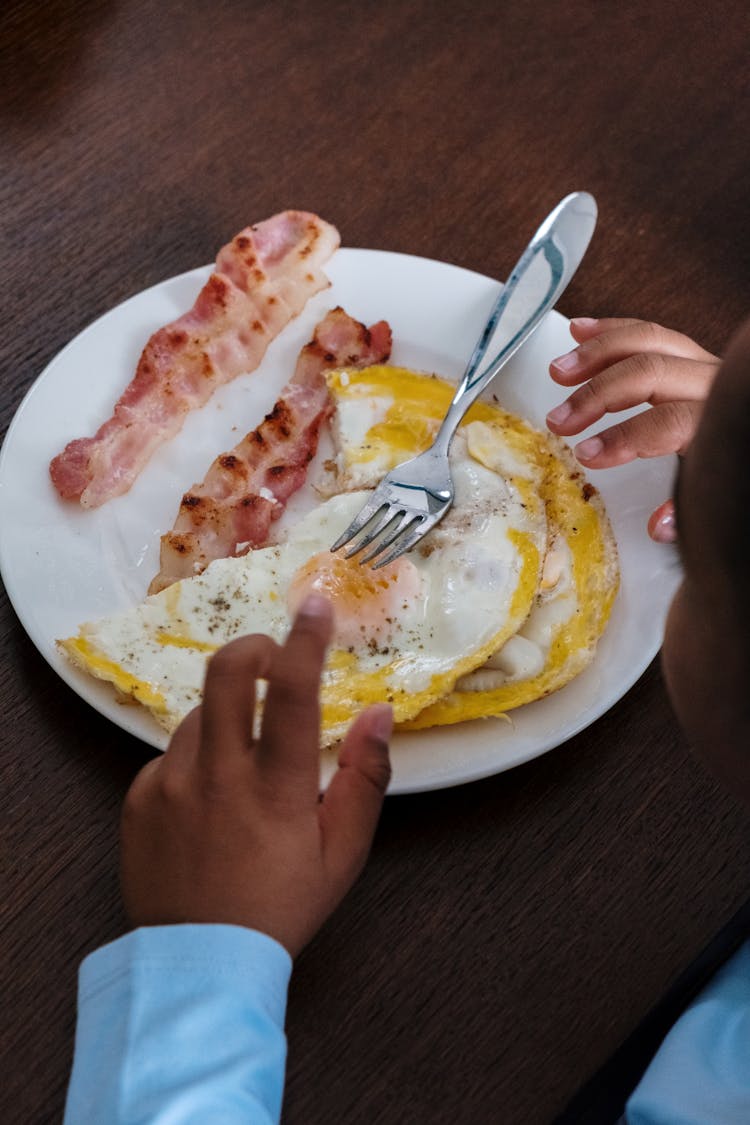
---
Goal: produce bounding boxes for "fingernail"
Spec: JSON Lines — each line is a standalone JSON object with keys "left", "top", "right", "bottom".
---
{"left": 575, "top": 436, "right": 603, "bottom": 461}
{"left": 298, "top": 593, "right": 332, "bottom": 619}
{"left": 551, "top": 350, "right": 580, "bottom": 374}
{"left": 571, "top": 317, "right": 598, "bottom": 330}
{"left": 652, "top": 511, "right": 677, "bottom": 543}
{"left": 546, "top": 401, "right": 572, "bottom": 425}
{"left": 369, "top": 703, "right": 393, "bottom": 743}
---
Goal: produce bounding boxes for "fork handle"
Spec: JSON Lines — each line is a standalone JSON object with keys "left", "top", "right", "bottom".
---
{"left": 431, "top": 191, "right": 597, "bottom": 455}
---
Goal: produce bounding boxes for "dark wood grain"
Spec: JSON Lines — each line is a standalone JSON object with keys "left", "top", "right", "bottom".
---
{"left": 2, "top": 1, "right": 750, "bottom": 1122}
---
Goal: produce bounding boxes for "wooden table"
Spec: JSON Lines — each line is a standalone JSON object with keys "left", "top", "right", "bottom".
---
{"left": 2, "top": 2, "right": 750, "bottom": 1121}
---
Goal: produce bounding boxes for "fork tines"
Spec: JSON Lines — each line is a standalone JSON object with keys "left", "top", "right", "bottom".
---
{"left": 331, "top": 504, "right": 426, "bottom": 568}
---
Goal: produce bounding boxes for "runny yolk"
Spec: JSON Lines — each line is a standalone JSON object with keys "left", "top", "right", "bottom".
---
{"left": 287, "top": 550, "right": 421, "bottom": 648}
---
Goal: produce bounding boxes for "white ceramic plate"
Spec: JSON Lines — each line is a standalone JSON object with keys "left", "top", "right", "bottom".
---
{"left": 0, "top": 247, "right": 681, "bottom": 793}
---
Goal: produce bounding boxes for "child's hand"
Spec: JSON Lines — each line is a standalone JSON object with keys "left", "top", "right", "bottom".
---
{"left": 120, "top": 596, "right": 392, "bottom": 958}
{"left": 545, "top": 318, "right": 719, "bottom": 541}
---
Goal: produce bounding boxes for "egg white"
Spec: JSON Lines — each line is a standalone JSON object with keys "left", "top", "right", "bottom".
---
{"left": 60, "top": 417, "right": 547, "bottom": 746}
{"left": 401, "top": 432, "right": 620, "bottom": 728}
{"left": 60, "top": 362, "right": 617, "bottom": 747}
{"left": 315, "top": 364, "right": 618, "bottom": 729}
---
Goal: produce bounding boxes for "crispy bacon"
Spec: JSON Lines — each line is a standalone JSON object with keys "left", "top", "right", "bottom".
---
{"left": 50, "top": 211, "right": 340, "bottom": 508}
{"left": 148, "top": 307, "right": 392, "bottom": 593}
{"left": 293, "top": 304, "right": 393, "bottom": 383}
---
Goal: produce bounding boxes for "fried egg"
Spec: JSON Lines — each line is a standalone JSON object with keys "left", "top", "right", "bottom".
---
{"left": 60, "top": 362, "right": 617, "bottom": 747}
{"left": 317, "top": 365, "right": 618, "bottom": 729}
{"left": 320, "top": 365, "right": 544, "bottom": 512}
{"left": 59, "top": 391, "right": 547, "bottom": 745}
{"left": 401, "top": 432, "right": 619, "bottom": 729}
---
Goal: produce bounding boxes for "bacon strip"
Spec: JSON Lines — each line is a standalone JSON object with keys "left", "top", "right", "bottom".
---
{"left": 148, "top": 307, "right": 392, "bottom": 593}
{"left": 50, "top": 211, "right": 340, "bottom": 508}
{"left": 293, "top": 304, "right": 392, "bottom": 384}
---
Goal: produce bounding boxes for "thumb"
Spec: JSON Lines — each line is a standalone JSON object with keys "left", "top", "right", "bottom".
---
{"left": 648, "top": 498, "right": 677, "bottom": 543}
{"left": 320, "top": 704, "right": 393, "bottom": 888}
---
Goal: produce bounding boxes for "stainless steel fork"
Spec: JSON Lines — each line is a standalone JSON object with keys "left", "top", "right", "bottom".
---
{"left": 330, "top": 191, "right": 598, "bottom": 568}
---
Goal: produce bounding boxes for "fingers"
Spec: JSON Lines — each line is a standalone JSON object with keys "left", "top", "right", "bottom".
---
{"left": 199, "top": 633, "right": 278, "bottom": 771}
{"left": 256, "top": 595, "right": 333, "bottom": 793}
{"left": 568, "top": 316, "right": 716, "bottom": 354}
{"left": 546, "top": 355, "right": 716, "bottom": 437}
{"left": 161, "top": 705, "right": 202, "bottom": 771}
{"left": 550, "top": 319, "right": 718, "bottom": 387}
{"left": 121, "top": 753, "right": 163, "bottom": 818}
{"left": 122, "top": 713, "right": 202, "bottom": 834}
{"left": 648, "top": 499, "right": 678, "bottom": 543}
{"left": 573, "top": 400, "right": 704, "bottom": 468}
{"left": 545, "top": 318, "right": 718, "bottom": 475}
{"left": 320, "top": 704, "right": 392, "bottom": 885}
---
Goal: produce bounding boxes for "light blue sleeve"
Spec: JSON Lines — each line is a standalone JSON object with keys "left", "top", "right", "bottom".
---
{"left": 626, "top": 939, "right": 750, "bottom": 1124}
{"left": 64, "top": 923, "right": 292, "bottom": 1125}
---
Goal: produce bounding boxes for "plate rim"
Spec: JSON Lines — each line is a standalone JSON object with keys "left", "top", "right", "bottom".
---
{"left": 0, "top": 245, "right": 679, "bottom": 794}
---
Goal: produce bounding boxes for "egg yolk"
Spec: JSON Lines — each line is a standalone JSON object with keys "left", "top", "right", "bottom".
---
{"left": 288, "top": 550, "right": 422, "bottom": 648}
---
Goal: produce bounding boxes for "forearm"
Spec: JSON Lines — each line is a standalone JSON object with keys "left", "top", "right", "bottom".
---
{"left": 64, "top": 924, "right": 292, "bottom": 1124}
